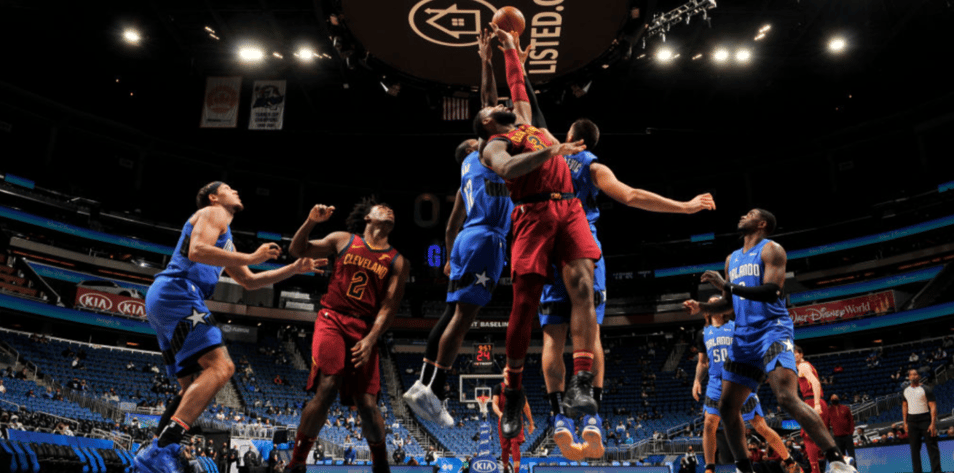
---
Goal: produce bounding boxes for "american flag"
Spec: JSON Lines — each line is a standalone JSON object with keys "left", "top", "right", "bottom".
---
{"left": 442, "top": 96, "right": 470, "bottom": 121}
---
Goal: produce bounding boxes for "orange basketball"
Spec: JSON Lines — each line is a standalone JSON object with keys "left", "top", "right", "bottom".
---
{"left": 492, "top": 6, "right": 526, "bottom": 37}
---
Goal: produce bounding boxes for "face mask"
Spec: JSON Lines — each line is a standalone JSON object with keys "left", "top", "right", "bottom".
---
{"left": 831, "top": 399, "right": 840, "bottom": 405}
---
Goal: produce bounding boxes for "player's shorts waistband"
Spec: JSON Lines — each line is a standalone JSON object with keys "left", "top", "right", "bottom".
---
{"left": 320, "top": 306, "right": 370, "bottom": 320}
{"left": 513, "top": 192, "right": 576, "bottom": 205}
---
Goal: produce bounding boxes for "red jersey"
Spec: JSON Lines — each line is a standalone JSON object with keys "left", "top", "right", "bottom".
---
{"left": 320, "top": 234, "right": 400, "bottom": 319}
{"left": 797, "top": 361, "right": 823, "bottom": 400}
{"left": 488, "top": 124, "right": 573, "bottom": 202}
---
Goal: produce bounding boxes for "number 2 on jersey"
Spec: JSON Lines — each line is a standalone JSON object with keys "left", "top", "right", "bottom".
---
{"left": 347, "top": 271, "right": 369, "bottom": 300}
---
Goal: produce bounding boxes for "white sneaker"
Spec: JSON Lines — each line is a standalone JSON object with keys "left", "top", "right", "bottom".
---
{"left": 403, "top": 380, "right": 454, "bottom": 427}
{"left": 827, "top": 461, "right": 858, "bottom": 473}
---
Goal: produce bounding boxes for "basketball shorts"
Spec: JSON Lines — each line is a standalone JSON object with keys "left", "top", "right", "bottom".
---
{"left": 704, "top": 378, "right": 764, "bottom": 422}
{"left": 509, "top": 199, "right": 601, "bottom": 278}
{"left": 307, "top": 307, "right": 381, "bottom": 405}
{"left": 146, "top": 276, "right": 224, "bottom": 381}
{"left": 538, "top": 233, "right": 605, "bottom": 326}
{"left": 723, "top": 317, "right": 798, "bottom": 391}
{"left": 446, "top": 226, "right": 507, "bottom": 307}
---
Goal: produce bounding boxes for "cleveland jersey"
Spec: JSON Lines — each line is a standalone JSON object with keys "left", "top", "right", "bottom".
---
{"left": 460, "top": 151, "right": 512, "bottom": 233}
{"left": 564, "top": 150, "right": 600, "bottom": 229}
{"left": 156, "top": 218, "right": 234, "bottom": 299}
{"left": 488, "top": 124, "right": 573, "bottom": 202}
{"left": 798, "top": 361, "right": 822, "bottom": 400}
{"left": 701, "top": 321, "right": 736, "bottom": 383}
{"left": 320, "top": 234, "right": 400, "bottom": 319}
{"left": 727, "top": 239, "right": 788, "bottom": 327}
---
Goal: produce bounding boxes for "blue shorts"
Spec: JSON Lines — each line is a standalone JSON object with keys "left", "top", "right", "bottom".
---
{"left": 704, "top": 379, "right": 764, "bottom": 422}
{"left": 446, "top": 227, "right": 507, "bottom": 307}
{"left": 538, "top": 239, "right": 605, "bottom": 327}
{"left": 723, "top": 317, "right": 797, "bottom": 391}
{"left": 146, "top": 276, "right": 224, "bottom": 381}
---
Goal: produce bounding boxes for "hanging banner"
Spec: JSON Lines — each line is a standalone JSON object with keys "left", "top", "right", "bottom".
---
{"left": 248, "top": 80, "right": 286, "bottom": 130}
{"left": 789, "top": 290, "right": 896, "bottom": 326}
{"left": 200, "top": 76, "right": 242, "bottom": 128}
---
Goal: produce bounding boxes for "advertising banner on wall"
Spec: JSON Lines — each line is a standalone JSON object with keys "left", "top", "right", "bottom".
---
{"left": 789, "top": 291, "right": 895, "bottom": 326}
{"left": 220, "top": 323, "right": 258, "bottom": 343}
{"left": 75, "top": 286, "right": 146, "bottom": 318}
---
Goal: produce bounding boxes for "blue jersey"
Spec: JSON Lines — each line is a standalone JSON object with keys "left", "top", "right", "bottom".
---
{"left": 728, "top": 239, "right": 788, "bottom": 327}
{"left": 460, "top": 151, "right": 512, "bottom": 233}
{"left": 563, "top": 150, "right": 600, "bottom": 230}
{"left": 703, "top": 321, "right": 735, "bottom": 382}
{"left": 156, "top": 218, "right": 234, "bottom": 299}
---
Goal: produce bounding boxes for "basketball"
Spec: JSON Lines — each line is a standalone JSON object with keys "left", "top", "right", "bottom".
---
{"left": 492, "top": 6, "right": 526, "bottom": 37}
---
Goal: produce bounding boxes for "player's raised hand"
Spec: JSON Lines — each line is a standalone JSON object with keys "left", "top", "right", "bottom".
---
{"left": 683, "top": 299, "right": 701, "bottom": 315}
{"left": 686, "top": 193, "right": 716, "bottom": 213}
{"left": 307, "top": 204, "right": 336, "bottom": 224}
{"left": 293, "top": 257, "right": 328, "bottom": 274}
{"left": 489, "top": 22, "right": 515, "bottom": 50}
{"left": 351, "top": 337, "right": 374, "bottom": 368}
{"left": 504, "top": 30, "right": 532, "bottom": 64}
{"left": 701, "top": 270, "right": 726, "bottom": 291}
{"left": 551, "top": 139, "right": 586, "bottom": 157}
{"left": 249, "top": 243, "right": 281, "bottom": 265}
{"left": 477, "top": 28, "right": 494, "bottom": 62}
{"left": 692, "top": 378, "right": 702, "bottom": 401}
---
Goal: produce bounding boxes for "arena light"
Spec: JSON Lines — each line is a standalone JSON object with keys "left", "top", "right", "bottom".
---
{"left": 713, "top": 48, "right": 729, "bottom": 63}
{"left": 656, "top": 47, "right": 675, "bottom": 63}
{"left": 122, "top": 29, "right": 141, "bottom": 45}
{"left": 239, "top": 46, "right": 265, "bottom": 62}
{"left": 735, "top": 48, "right": 752, "bottom": 63}
{"left": 272, "top": 51, "right": 283, "bottom": 59}
{"left": 828, "top": 36, "right": 847, "bottom": 53}
{"left": 295, "top": 47, "right": 316, "bottom": 61}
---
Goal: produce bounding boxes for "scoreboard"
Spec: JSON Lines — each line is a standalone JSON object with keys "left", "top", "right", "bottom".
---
{"left": 474, "top": 343, "right": 493, "bottom": 371}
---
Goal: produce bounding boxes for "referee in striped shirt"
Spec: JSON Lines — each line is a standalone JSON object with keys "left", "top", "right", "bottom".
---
{"left": 902, "top": 369, "right": 941, "bottom": 473}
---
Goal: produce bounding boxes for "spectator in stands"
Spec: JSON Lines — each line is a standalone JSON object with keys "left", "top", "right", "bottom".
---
{"left": 407, "top": 456, "right": 419, "bottom": 466}
{"left": 828, "top": 394, "right": 855, "bottom": 459}
{"left": 624, "top": 432, "right": 634, "bottom": 445}
{"left": 679, "top": 446, "right": 698, "bottom": 473}
{"left": 393, "top": 446, "right": 406, "bottom": 465}
{"left": 16, "top": 368, "right": 28, "bottom": 379}
{"left": 854, "top": 428, "right": 869, "bottom": 447}
{"left": 0, "top": 380, "right": 5, "bottom": 395}
{"left": 425, "top": 446, "right": 438, "bottom": 465}
{"left": 910, "top": 352, "right": 919, "bottom": 363}
{"left": 55, "top": 422, "right": 74, "bottom": 436}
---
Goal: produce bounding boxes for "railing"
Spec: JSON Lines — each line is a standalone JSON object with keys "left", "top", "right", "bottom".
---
{"left": 92, "top": 427, "right": 133, "bottom": 450}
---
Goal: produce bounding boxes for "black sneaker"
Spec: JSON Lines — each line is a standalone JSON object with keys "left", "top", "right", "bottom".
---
{"left": 284, "top": 463, "right": 306, "bottom": 473}
{"left": 501, "top": 387, "right": 525, "bottom": 439}
{"left": 563, "top": 371, "right": 598, "bottom": 417}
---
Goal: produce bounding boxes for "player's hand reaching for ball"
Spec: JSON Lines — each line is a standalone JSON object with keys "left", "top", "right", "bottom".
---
{"left": 249, "top": 243, "right": 281, "bottom": 265}
{"left": 351, "top": 337, "right": 374, "bottom": 368}
{"left": 504, "top": 30, "right": 532, "bottom": 64}
{"left": 551, "top": 140, "right": 586, "bottom": 158}
{"left": 686, "top": 193, "right": 716, "bottom": 213}
{"left": 293, "top": 258, "right": 328, "bottom": 274}
{"left": 683, "top": 299, "right": 701, "bottom": 315}
{"left": 477, "top": 28, "right": 494, "bottom": 62}
{"left": 489, "top": 22, "right": 515, "bottom": 50}
{"left": 308, "top": 204, "right": 336, "bottom": 224}
{"left": 701, "top": 270, "right": 726, "bottom": 291}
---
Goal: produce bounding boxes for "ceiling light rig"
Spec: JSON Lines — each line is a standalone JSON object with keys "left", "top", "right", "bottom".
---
{"left": 644, "top": 0, "right": 718, "bottom": 47}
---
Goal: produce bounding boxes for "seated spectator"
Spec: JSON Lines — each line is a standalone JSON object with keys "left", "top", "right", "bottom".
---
{"left": 0, "top": 379, "right": 5, "bottom": 394}
{"left": 909, "top": 352, "right": 919, "bottom": 363}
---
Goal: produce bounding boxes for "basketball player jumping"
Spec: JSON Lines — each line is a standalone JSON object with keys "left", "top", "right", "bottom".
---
{"left": 474, "top": 23, "right": 599, "bottom": 439}
{"left": 541, "top": 119, "right": 715, "bottom": 460}
{"left": 686, "top": 296, "right": 802, "bottom": 473}
{"left": 135, "top": 182, "right": 323, "bottom": 473}
{"left": 285, "top": 199, "right": 409, "bottom": 473}
{"left": 683, "top": 209, "right": 856, "bottom": 473}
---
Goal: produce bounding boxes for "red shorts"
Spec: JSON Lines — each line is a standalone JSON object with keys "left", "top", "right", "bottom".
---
{"left": 499, "top": 419, "right": 526, "bottom": 446}
{"left": 306, "top": 308, "right": 380, "bottom": 405}
{"left": 509, "top": 199, "right": 601, "bottom": 278}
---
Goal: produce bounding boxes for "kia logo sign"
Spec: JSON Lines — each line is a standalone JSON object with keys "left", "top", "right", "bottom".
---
{"left": 472, "top": 459, "right": 498, "bottom": 473}
{"left": 79, "top": 293, "right": 112, "bottom": 311}
{"left": 341, "top": 0, "right": 631, "bottom": 86}
{"left": 118, "top": 300, "right": 146, "bottom": 317}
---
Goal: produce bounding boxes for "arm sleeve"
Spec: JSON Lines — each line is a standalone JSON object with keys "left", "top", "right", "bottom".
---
{"left": 725, "top": 282, "right": 783, "bottom": 302}
{"left": 924, "top": 386, "right": 936, "bottom": 403}
{"left": 503, "top": 48, "right": 530, "bottom": 103}
{"left": 523, "top": 74, "right": 547, "bottom": 129}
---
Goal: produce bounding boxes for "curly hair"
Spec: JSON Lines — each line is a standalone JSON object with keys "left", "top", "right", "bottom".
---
{"left": 345, "top": 196, "right": 389, "bottom": 234}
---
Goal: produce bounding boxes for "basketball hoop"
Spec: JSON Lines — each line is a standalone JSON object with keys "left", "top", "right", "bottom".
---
{"left": 476, "top": 395, "right": 491, "bottom": 417}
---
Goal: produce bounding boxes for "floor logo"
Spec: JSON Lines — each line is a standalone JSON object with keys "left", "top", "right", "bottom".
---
{"left": 409, "top": 0, "right": 497, "bottom": 47}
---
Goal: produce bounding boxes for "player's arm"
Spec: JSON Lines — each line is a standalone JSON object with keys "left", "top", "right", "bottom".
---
{"left": 188, "top": 207, "right": 278, "bottom": 267}
{"left": 692, "top": 351, "right": 708, "bottom": 402}
{"left": 927, "top": 386, "right": 938, "bottom": 436}
{"left": 591, "top": 163, "right": 715, "bottom": 214}
{"left": 902, "top": 398, "right": 909, "bottom": 434}
{"left": 289, "top": 204, "right": 346, "bottom": 258}
{"left": 477, "top": 29, "right": 498, "bottom": 108}
{"left": 722, "top": 243, "right": 786, "bottom": 302}
{"left": 224, "top": 258, "right": 327, "bottom": 291}
{"left": 523, "top": 399, "right": 535, "bottom": 434}
{"left": 444, "top": 189, "right": 467, "bottom": 276}
{"left": 481, "top": 139, "right": 584, "bottom": 180}
{"left": 351, "top": 254, "right": 410, "bottom": 368}
{"left": 490, "top": 23, "right": 532, "bottom": 126}
{"left": 797, "top": 363, "right": 824, "bottom": 415}
{"left": 491, "top": 394, "right": 503, "bottom": 418}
